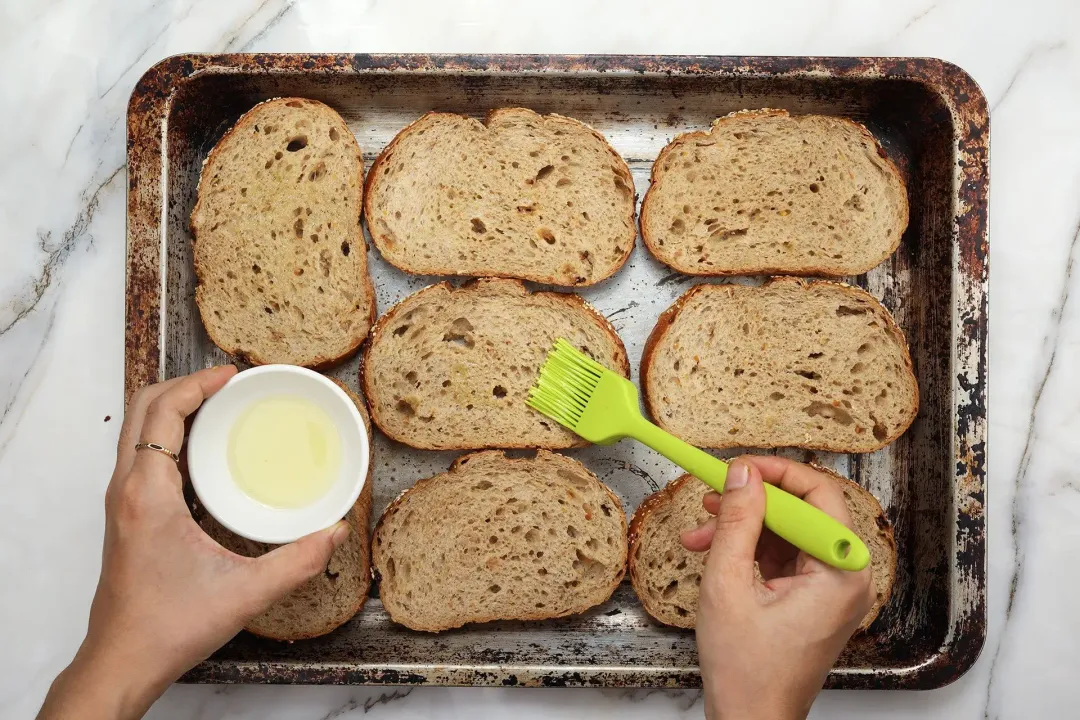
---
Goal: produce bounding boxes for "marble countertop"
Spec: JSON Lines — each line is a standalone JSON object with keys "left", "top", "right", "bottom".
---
{"left": 1, "top": 0, "right": 1075, "bottom": 717}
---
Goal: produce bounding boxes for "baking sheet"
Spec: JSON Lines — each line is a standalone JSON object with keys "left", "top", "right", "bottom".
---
{"left": 125, "top": 54, "right": 988, "bottom": 689}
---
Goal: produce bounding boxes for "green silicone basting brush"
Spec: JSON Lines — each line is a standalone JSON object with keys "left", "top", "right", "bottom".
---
{"left": 527, "top": 338, "right": 869, "bottom": 572}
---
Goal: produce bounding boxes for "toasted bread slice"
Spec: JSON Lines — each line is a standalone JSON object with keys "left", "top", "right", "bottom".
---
{"left": 191, "top": 98, "right": 375, "bottom": 369}
{"left": 361, "top": 278, "right": 629, "bottom": 450}
{"left": 640, "top": 109, "right": 908, "bottom": 276}
{"left": 364, "top": 108, "right": 637, "bottom": 286}
{"left": 628, "top": 469, "right": 896, "bottom": 632}
{"left": 198, "top": 378, "right": 373, "bottom": 640}
{"left": 642, "top": 278, "right": 918, "bottom": 452}
{"left": 372, "top": 450, "right": 627, "bottom": 632}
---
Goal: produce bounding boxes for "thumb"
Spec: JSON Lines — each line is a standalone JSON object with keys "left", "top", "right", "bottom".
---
{"left": 708, "top": 459, "right": 766, "bottom": 586}
{"left": 245, "top": 521, "right": 351, "bottom": 610}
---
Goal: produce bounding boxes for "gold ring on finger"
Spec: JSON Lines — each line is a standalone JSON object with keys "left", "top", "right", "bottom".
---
{"left": 135, "top": 442, "right": 180, "bottom": 464}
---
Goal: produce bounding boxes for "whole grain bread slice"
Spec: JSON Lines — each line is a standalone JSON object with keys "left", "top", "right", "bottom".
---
{"left": 198, "top": 378, "right": 373, "bottom": 640}
{"left": 191, "top": 98, "right": 376, "bottom": 369}
{"left": 371, "top": 450, "right": 627, "bottom": 632}
{"left": 364, "top": 108, "right": 637, "bottom": 286}
{"left": 361, "top": 278, "right": 629, "bottom": 450}
{"left": 640, "top": 109, "right": 908, "bottom": 277}
{"left": 642, "top": 278, "right": 918, "bottom": 452}
{"left": 628, "top": 469, "right": 896, "bottom": 632}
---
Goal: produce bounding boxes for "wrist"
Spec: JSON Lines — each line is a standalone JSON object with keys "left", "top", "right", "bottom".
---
{"left": 54, "top": 638, "right": 169, "bottom": 719}
{"left": 705, "top": 688, "right": 805, "bottom": 720}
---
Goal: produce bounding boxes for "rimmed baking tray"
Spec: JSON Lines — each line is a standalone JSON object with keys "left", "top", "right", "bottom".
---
{"left": 126, "top": 54, "right": 987, "bottom": 689}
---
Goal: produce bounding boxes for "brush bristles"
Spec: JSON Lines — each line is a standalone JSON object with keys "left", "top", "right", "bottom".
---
{"left": 526, "top": 339, "right": 605, "bottom": 429}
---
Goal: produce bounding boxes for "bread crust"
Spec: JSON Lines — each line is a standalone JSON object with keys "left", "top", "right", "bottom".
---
{"left": 191, "top": 98, "right": 376, "bottom": 370}
{"left": 360, "top": 277, "right": 630, "bottom": 450}
{"left": 640, "top": 109, "right": 909, "bottom": 277}
{"left": 371, "top": 450, "right": 627, "bottom": 632}
{"left": 364, "top": 108, "right": 637, "bottom": 286}
{"left": 640, "top": 277, "right": 919, "bottom": 453}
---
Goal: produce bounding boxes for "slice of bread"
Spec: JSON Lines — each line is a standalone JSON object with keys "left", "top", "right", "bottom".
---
{"left": 364, "top": 108, "right": 637, "bottom": 286}
{"left": 191, "top": 98, "right": 375, "bottom": 369}
{"left": 642, "top": 278, "right": 918, "bottom": 452}
{"left": 640, "top": 109, "right": 908, "bottom": 277}
{"left": 372, "top": 450, "right": 627, "bottom": 632}
{"left": 361, "top": 278, "right": 629, "bottom": 450}
{"left": 826, "top": 467, "right": 898, "bottom": 632}
{"left": 627, "top": 475, "right": 713, "bottom": 627}
{"left": 628, "top": 469, "right": 897, "bottom": 632}
{"left": 198, "top": 378, "right": 373, "bottom": 640}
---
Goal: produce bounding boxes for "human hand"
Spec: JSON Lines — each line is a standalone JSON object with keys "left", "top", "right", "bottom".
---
{"left": 682, "top": 456, "right": 874, "bottom": 720}
{"left": 39, "top": 366, "right": 351, "bottom": 720}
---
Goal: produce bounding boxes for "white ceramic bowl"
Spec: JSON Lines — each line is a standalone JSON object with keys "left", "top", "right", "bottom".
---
{"left": 187, "top": 365, "right": 369, "bottom": 544}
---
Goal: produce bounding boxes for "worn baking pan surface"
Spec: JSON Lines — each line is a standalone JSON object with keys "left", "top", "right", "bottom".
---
{"left": 126, "top": 54, "right": 987, "bottom": 690}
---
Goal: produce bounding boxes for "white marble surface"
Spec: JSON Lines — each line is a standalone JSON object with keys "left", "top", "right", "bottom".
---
{"left": 1, "top": 0, "right": 1076, "bottom": 717}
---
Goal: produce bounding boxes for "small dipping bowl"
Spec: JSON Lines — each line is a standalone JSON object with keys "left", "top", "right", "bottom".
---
{"left": 188, "top": 365, "right": 369, "bottom": 544}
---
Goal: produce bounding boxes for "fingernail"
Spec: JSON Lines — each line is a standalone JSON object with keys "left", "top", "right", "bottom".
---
{"left": 726, "top": 460, "right": 749, "bottom": 490}
{"left": 330, "top": 521, "right": 350, "bottom": 547}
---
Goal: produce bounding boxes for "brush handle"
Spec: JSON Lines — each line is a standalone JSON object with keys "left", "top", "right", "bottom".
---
{"left": 627, "top": 416, "right": 870, "bottom": 572}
